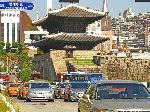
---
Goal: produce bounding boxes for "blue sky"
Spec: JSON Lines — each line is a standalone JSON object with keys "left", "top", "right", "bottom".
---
{"left": 27, "top": 0, "right": 150, "bottom": 20}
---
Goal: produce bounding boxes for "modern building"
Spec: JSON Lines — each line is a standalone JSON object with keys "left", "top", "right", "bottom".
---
{"left": 101, "top": 16, "right": 112, "bottom": 52}
{"left": 0, "top": 11, "right": 31, "bottom": 47}
{"left": 86, "top": 0, "right": 112, "bottom": 52}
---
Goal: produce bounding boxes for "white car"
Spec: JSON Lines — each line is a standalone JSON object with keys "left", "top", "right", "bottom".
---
{"left": 0, "top": 83, "right": 5, "bottom": 91}
{"left": 0, "top": 82, "right": 11, "bottom": 91}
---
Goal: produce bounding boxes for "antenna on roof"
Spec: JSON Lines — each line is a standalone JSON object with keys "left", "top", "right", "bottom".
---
{"left": 36, "top": 11, "right": 39, "bottom": 20}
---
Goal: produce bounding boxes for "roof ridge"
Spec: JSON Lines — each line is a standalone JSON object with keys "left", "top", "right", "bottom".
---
{"left": 48, "top": 3, "right": 105, "bottom": 15}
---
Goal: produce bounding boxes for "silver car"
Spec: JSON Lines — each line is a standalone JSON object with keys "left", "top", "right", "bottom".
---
{"left": 26, "top": 82, "right": 54, "bottom": 102}
{"left": 78, "top": 80, "right": 150, "bottom": 112}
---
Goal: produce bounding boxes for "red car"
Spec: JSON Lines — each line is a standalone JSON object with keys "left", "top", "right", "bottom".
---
{"left": 0, "top": 75, "right": 9, "bottom": 82}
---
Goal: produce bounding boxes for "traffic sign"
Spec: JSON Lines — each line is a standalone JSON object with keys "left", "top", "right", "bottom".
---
{"left": 0, "top": 2, "right": 34, "bottom": 10}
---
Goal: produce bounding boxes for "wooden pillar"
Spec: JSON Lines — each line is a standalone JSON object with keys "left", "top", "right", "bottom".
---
{"left": 66, "top": 50, "right": 68, "bottom": 58}
{"left": 70, "top": 50, "right": 73, "bottom": 58}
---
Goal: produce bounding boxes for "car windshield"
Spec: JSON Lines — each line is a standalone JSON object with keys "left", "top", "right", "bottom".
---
{"left": 10, "top": 83, "right": 21, "bottom": 87}
{"left": 70, "top": 82, "right": 89, "bottom": 89}
{"left": 2, "top": 82, "right": 10, "bottom": 86}
{"left": 58, "top": 83, "right": 68, "bottom": 88}
{"left": 24, "top": 83, "right": 29, "bottom": 87}
{"left": 31, "top": 83, "right": 50, "bottom": 88}
{"left": 96, "top": 83, "right": 150, "bottom": 100}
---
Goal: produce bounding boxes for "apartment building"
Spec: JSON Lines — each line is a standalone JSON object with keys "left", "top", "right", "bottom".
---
{"left": 0, "top": 11, "right": 31, "bottom": 47}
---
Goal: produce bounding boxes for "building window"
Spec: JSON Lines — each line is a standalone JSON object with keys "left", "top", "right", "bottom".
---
{"left": 17, "top": 23, "right": 20, "bottom": 42}
{"left": 12, "top": 23, "right": 15, "bottom": 42}
{"left": 7, "top": 23, "right": 9, "bottom": 43}
{"left": 1, "top": 13, "right": 4, "bottom": 17}
{"left": 1, "top": 23, "right": 4, "bottom": 41}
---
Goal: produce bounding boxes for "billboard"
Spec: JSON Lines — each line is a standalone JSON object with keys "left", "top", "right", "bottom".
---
{"left": 59, "top": 0, "right": 79, "bottom": 3}
{"left": 0, "top": 2, "right": 34, "bottom": 10}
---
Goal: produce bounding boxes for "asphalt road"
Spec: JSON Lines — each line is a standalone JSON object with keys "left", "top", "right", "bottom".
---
{"left": 11, "top": 97, "right": 78, "bottom": 112}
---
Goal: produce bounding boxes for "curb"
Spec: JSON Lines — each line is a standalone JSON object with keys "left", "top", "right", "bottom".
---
{"left": 0, "top": 94, "right": 16, "bottom": 112}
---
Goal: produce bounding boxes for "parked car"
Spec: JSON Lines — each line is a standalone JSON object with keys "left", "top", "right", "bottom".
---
{"left": 0, "top": 81, "right": 12, "bottom": 91}
{"left": 17, "top": 82, "right": 30, "bottom": 99}
{"left": 26, "top": 82, "right": 54, "bottom": 102}
{"left": 7, "top": 82, "right": 22, "bottom": 97}
{"left": 54, "top": 82, "right": 69, "bottom": 99}
{"left": 64, "top": 82, "right": 89, "bottom": 102}
{"left": 78, "top": 80, "right": 150, "bottom": 112}
{"left": 0, "top": 74, "right": 9, "bottom": 82}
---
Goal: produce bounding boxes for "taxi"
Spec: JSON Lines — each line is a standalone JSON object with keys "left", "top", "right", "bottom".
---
{"left": 17, "top": 82, "right": 30, "bottom": 99}
{"left": 7, "top": 82, "right": 22, "bottom": 97}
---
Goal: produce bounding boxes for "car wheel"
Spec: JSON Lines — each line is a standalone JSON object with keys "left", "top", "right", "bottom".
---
{"left": 78, "top": 108, "right": 80, "bottom": 112}
{"left": 64, "top": 98, "right": 68, "bottom": 102}
{"left": 68, "top": 95, "right": 71, "bottom": 102}
{"left": 21, "top": 93, "right": 24, "bottom": 100}
{"left": 17, "top": 94, "right": 20, "bottom": 99}
{"left": 26, "top": 97, "right": 31, "bottom": 102}
{"left": 55, "top": 95, "right": 57, "bottom": 99}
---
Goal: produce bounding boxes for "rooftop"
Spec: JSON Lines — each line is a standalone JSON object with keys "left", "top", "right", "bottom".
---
{"left": 33, "top": 3, "right": 106, "bottom": 25}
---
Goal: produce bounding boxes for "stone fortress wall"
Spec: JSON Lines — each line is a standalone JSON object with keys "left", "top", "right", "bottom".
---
{"left": 98, "top": 55, "right": 150, "bottom": 81}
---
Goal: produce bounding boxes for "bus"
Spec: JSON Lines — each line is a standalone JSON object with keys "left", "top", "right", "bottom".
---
{"left": 63, "top": 72, "right": 103, "bottom": 83}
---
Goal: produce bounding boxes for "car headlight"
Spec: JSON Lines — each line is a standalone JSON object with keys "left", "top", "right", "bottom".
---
{"left": 29, "top": 91, "right": 36, "bottom": 94}
{"left": 99, "top": 109, "right": 113, "bottom": 112}
{"left": 47, "top": 90, "right": 54, "bottom": 94}
{"left": 71, "top": 91, "right": 76, "bottom": 94}
{"left": 45, "top": 91, "right": 51, "bottom": 94}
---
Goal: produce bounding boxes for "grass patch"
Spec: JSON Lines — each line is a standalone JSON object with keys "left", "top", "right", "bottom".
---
{"left": 36, "top": 79, "right": 53, "bottom": 83}
{"left": 68, "top": 58, "right": 95, "bottom": 66}
{"left": 0, "top": 100, "right": 9, "bottom": 112}
{"left": 1, "top": 90, "right": 23, "bottom": 112}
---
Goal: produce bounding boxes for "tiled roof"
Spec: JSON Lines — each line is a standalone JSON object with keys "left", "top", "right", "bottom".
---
{"left": 42, "top": 32, "right": 109, "bottom": 42}
{"left": 48, "top": 3, "right": 106, "bottom": 17}
{"left": 32, "top": 3, "right": 106, "bottom": 24}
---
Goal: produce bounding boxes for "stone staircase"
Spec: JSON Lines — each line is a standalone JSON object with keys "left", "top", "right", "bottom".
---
{"left": 50, "top": 50, "right": 103, "bottom": 74}
{"left": 50, "top": 50, "right": 68, "bottom": 74}
{"left": 66, "top": 61, "right": 75, "bottom": 72}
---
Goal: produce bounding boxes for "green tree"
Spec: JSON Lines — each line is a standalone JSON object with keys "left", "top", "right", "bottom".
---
{"left": 12, "top": 42, "right": 23, "bottom": 54}
{"left": 0, "top": 41, "right": 4, "bottom": 49}
{"left": 37, "top": 48, "right": 44, "bottom": 54}
{"left": 18, "top": 53, "right": 32, "bottom": 82}
{"left": 0, "top": 41, "right": 5, "bottom": 57}
{"left": 6, "top": 43, "right": 11, "bottom": 53}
